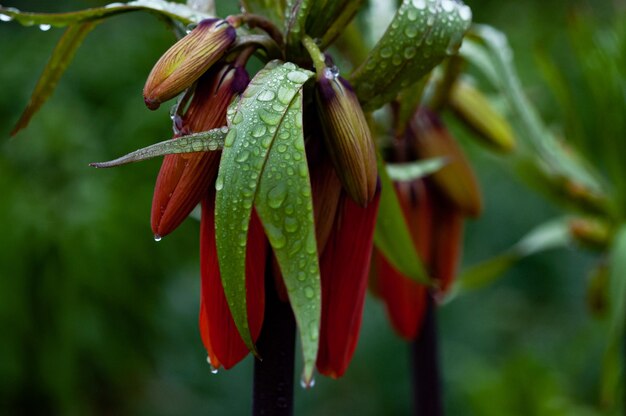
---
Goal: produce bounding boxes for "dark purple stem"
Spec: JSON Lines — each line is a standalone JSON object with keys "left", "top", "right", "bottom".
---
{"left": 252, "top": 271, "right": 296, "bottom": 416}
{"left": 411, "top": 292, "right": 444, "bottom": 416}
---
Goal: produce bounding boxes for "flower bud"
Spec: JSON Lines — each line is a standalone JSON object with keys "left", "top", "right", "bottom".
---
{"left": 151, "top": 63, "right": 249, "bottom": 238}
{"left": 316, "top": 69, "right": 377, "bottom": 206}
{"left": 409, "top": 108, "right": 482, "bottom": 217}
{"left": 143, "top": 19, "right": 236, "bottom": 110}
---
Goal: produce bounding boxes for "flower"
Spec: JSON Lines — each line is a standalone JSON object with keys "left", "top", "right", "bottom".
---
{"left": 373, "top": 108, "right": 481, "bottom": 340}
{"left": 143, "top": 19, "right": 236, "bottom": 110}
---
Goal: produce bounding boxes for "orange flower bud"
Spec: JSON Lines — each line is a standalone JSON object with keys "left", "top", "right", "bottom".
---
{"left": 143, "top": 19, "right": 236, "bottom": 110}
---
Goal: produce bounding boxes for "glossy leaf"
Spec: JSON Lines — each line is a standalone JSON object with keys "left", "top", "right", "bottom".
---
{"left": 386, "top": 157, "right": 447, "bottom": 182}
{"left": 374, "top": 155, "right": 429, "bottom": 284}
{"left": 350, "top": 0, "right": 472, "bottom": 111}
{"left": 90, "top": 128, "right": 227, "bottom": 168}
{"left": 0, "top": 1, "right": 211, "bottom": 28}
{"left": 11, "top": 22, "right": 97, "bottom": 135}
{"left": 284, "top": 0, "right": 311, "bottom": 52}
{"left": 214, "top": 61, "right": 320, "bottom": 382}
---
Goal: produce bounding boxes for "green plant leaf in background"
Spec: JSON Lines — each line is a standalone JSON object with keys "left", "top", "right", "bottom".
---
{"left": 0, "top": 1, "right": 211, "bottom": 28}
{"left": 374, "top": 155, "right": 429, "bottom": 284}
{"left": 350, "top": 0, "right": 472, "bottom": 111}
{"left": 601, "top": 224, "right": 626, "bottom": 407}
{"left": 386, "top": 157, "right": 447, "bottom": 182}
{"left": 453, "top": 218, "right": 572, "bottom": 296}
{"left": 241, "top": 0, "right": 285, "bottom": 29}
{"left": 11, "top": 22, "right": 97, "bottom": 135}
{"left": 461, "top": 26, "right": 607, "bottom": 204}
{"left": 3, "top": 0, "right": 214, "bottom": 135}
{"left": 214, "top": 61, "right": 319, "bottom": 383}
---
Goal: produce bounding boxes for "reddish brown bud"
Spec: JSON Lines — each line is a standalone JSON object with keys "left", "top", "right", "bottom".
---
{"left": 410, "top": 109, "right": 482, "bottom": 217}
{"left": 143, "top": 19, "right": 236, "bottom": 110}
{"left": 316, "top": 70, "right": 377, "bottom": 206}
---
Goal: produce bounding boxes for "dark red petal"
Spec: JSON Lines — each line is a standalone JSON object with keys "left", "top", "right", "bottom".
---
{"left": 429, "top": 188, "right": 464, "bottom": 294}
{"left": 151, "top": 151, "right": 220, "bottom": 237}
{"left": 199, "top": 298, "right": 221, "bottom": 369}
{"left": 316, "top": 189, "right": 380, "bottom": 378}
{"left": 375, "top": 251, "right": 427, "bottom": 340}
{"left": 310, "top": 155, "right": 342, "bottom": 255}
{"left": 200, "top": 193, "right": 267, "bottom": 369}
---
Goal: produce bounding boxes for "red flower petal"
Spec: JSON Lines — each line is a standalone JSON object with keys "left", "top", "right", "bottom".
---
{"left": 316, "top": 189, "right": 380, "bottom": 378}
{"left": 199, "top": 192, "right": 267, "bottom": 369}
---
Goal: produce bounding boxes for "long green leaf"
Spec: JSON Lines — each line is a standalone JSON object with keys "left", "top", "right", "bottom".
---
{"left": 215, "top": 61, "right": 319, "bottom": 382}
{"left": 601, "top": 224, "right": 626, "bottom": 406}
{"left": 0, "top": 1, "right": 211, "bottom": 28}
{"left": 89, "top": 128, "right": 227, "bottom": 168}
{"left": 461, "top": 26, "right": 606, "bottom": 199}
{"left": 374, "top": 155, "right": 429, "bottom": 284}
{"left": 454, "top": 218, "right": 572, "bottom": 295}
{"left": 241, "top": 0, "right": 284, "bottom": 28}
{"left": 350, "top": 0, "right": 472, "bottom": 111}
{"left": 11, "top": 22, "right": 97, "bottom": 135}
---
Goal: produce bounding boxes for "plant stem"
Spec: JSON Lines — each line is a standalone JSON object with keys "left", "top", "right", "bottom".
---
{"left": 252, "top": 271, "right": 296, "bottom": 416}
{"left": 410, "top": 292, "right": 443, "bottom": 416}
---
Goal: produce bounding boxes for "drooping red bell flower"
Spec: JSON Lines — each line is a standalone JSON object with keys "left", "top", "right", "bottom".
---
{"left": 151, "top": 62, "right": 249, "bottom": 239}
{"left": 373, "top": 108, "right": 481, "bottom": 340}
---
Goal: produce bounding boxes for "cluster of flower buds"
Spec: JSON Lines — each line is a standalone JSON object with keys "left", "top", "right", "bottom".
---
{"left": 142, "top": 16, "right": 381, "bottom": 379}
{"left": 372, "top": 108, "right": 482, "bottom": 340}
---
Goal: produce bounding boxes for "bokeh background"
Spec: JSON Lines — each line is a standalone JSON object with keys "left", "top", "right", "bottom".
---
{"left": 0, "top": 0, "right": 622, "bottom": 414}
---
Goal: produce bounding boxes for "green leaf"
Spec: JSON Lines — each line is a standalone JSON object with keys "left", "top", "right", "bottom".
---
{"left": 89, "top": 128, "right": 227, "bottom": 168}
{"left": 461, "top": 26, "right": 606, "bottom": 200}
{"left": 11, "top": 22, "right": 97, "bottom": 135}
{"left": 284, "top": 0, "right": 311, "bottom": 52}
{"left": 386, "top": 157, "right": 448, "bottom": 182}
{"left": 601, "top": 224, "right": 626, "bottom": 406}
{"left": 241, "top": 0, "right": 285, "bottom": 28}
{"left": 374, "top": 155, "right": 429, "bottom": 284}
{"left": 215, "top": 61, "right": 319, "bottom": 382}
{"left": 454, "top": 218, "right": 571, "bottom": 295}
{"left": 0, "top": 1, "right": 211, "bottom": 28}
{"left": 350, "top": 0, "right": 472, "bottom": 111}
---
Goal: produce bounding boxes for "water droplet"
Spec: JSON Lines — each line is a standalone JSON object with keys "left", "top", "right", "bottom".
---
{"left": 207, "top": 357, "right": 219, "bottom": 374}
{"left": 287, "top": 70, "right": 309, "bottom": 84}
{"left": 267, "top": 184, "right": 287, "bottom": 209}
{"left": 277, "top": 86, "right": 295, "bottom": 105}
{"left": 404, "top": 46, "right": 417, "bottom": 59}
{"left": 407, "top": 9, "right": 418, "bottom": 21}
{"left": 458, "top": 5, "right": 472, "bottom": 22}
{"left": 39, "top": 24, "right": 51, "bottom": 31}
{"left": 296, "top": 271, "right": 306, "bottom": 281}
{"left": 392, "top": 55, "right": 402, "bottom": 66}
{"left": 404, "top": 25, "right": 418, "bottom": 38}
{"left": 215, "top": 176, "right": 224, "bottom": 191}
{"left": 257, "top": 90, "right": 276, "bottom": 102}
{"left": 301, "top": 375, "right": 316, "bottom": 389}
{"left": 186, "top": 23, "right": 197, "bottom": 34}
{"left": 427, "top": 15, "right": 435, "bottom": 26}
{"left": 284, "top": 216, "right": 298, "bottom": 233}
{"left": 235, "top": 149, "right": 250, "bottom": 163}
{"left": 304, "top": 285, "right": 315, "bottom": 299}
{"left": 380, "top": 46, "right": 393, "bottom": 58}
{"left": 441, "top": 0, "right": 455, "bottom": 12}
{"left": 266, "top": 224, "right": 286, "bottom": 248}
{"left": 232, "top": 111, "right": 244, "bottom": 125}
{"left": 0, "top": 13, "right": 13, "bottom": 22}
{"left": 258, "top": 109, "right": 281, "bottom": 125}
{"left": 323, "top": 66, "right": 340, "bottom": 80}
{"left": 224, "top": 129, "right": 237, "bottom": 147}
{"left": 412, "top": 0, "right": 427, "bottom": 10}
{"left": 283, "top": 62, "right": 297, "bottom": 70}
{"left": 261, "top": 136, "right": 272, "bottom": 148}
{"left": 309, "top": 321, "right": 319, "bottom": 341}
{"left": 154, "top": 234, "right": 162, "bottom": 242}
{"left": 251, "top": 124, "right": 267, "bottom": 138}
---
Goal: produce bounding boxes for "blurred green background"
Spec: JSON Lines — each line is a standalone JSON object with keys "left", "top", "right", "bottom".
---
{"left": 0, "top": 0, "right": 621, "bottom": 414}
